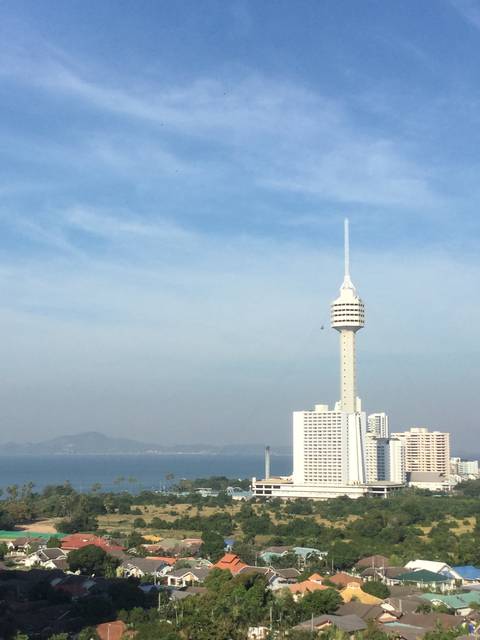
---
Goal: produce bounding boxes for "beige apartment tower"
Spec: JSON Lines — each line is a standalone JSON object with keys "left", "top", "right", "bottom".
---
{"left": 391, "top": 427, "right": 450, "bottom": 474}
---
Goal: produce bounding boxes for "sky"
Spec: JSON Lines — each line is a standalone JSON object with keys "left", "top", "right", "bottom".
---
{"left": 1, "top": 0, "right": 480, "bottom": 453}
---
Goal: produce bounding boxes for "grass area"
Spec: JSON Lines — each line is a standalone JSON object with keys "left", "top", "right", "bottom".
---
{"left": 449, "top": 517, "right": 475, "bottom": 534}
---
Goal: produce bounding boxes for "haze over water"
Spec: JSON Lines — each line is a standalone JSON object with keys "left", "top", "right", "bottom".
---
{"left": 0, "top": 454, "right": 293, "bottom": 493}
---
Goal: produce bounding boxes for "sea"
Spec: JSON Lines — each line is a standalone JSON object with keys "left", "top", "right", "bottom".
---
{"left": 0, "top": 454, "right": 293, "bottom": 493}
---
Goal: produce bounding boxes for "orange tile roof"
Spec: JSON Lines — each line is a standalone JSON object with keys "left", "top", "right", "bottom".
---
{"left": 329, "top": 572, "right": 363, "bottom": 587}
{"left": 214, "top": 553, "right": 248, "bottom": 574}
{"left": 145, "top": 556, "right": 176, "bottom": 565}
{"left": 288, "top": 580, "right": 330, "bottom": 595}
{"left": 96, "top": 621, "right": 135, "bottom": 640}
{"left": 61, "top": 533, "right": 124, "bottom": 552}
{"left": 309, "top": 573, "right": 325, "bottom": 582}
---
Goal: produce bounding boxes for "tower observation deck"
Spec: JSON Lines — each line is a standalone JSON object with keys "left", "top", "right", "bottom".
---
{"left": 330, "top": 219, "right": 365, "bottom": 413}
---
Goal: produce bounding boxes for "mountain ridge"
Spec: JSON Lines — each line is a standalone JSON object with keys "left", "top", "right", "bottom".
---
{"left": 0, "top": 431, "right": 290, "bottom": 455}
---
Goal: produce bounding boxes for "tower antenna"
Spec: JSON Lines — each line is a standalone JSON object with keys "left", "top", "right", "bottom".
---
{"left": 344, "top": 218, "right": 350, "bottom": 278}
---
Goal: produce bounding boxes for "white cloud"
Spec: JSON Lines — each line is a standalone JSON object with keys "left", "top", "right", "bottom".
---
{"left": 0, "top": 41, "right": 441, "bottom": 211}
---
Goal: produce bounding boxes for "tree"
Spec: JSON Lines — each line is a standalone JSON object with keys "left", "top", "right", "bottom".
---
{"left": 77, "top": 627, "right": 100, "bottom": 640}
{"left": 58, "top": 511, "right": 98, "bottom": 533}
{"left": 361, "top": 581, "right": 390, "bottom": 599}
{"left": 47, "top": 536, "right": 61, "bottom": 548}
{"left": 297, "top": 588, "right": 343, "bottom": 620}
{"left": 232, "top": 541, "right": 257, "bottom": 565}
{"left": 67, "top": 544, "right": 119, "bottom": 576}
{"left": 200, "top": 529, "right": 225, "bottom": 561}
{"left": 133, "top": 517, "right": 147, "bottom": 528}
{"left": 108, "top": 580, "right": 145, "bottom": 610}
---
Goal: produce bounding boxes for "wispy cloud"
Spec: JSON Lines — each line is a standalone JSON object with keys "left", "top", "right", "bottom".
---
{"left": 449, "top": 0, "right": 480, "bottom": 29}
{"left": 0, "top": 40, "right": 441, "bottom": 212}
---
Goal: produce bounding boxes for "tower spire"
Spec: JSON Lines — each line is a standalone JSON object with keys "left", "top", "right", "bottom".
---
{"left": 344, "top": 218, "right": 350, "bottom": 279}
{"left": 341, "top": 218, "right": 355, "bottom": 292}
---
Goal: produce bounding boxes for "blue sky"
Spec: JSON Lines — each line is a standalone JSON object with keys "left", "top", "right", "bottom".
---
{"left": 1, "top": 0, "right": 480, "bottom": 452}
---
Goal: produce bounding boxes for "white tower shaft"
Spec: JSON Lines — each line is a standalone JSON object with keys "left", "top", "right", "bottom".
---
{"left": 340, "top": 329, "right": 357, "bottom": 413}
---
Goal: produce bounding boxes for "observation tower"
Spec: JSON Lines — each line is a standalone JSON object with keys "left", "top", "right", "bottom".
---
{"left": 330, "top": 219, "right": 365, "bottom": 413}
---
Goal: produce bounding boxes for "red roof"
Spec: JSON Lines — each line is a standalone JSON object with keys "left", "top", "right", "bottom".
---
{"left": 96, "top": 621, "right": 134, "bottom": 640}
{"left": 61, "top": 533, "right": 124, "bottom": 553}
{"left": 145, "top": 556, "right": 176, "bottom": 565}
{"left": 214, "top": 553, "right": 248, "bottom": 574}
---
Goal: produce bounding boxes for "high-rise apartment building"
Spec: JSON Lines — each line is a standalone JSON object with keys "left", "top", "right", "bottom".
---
{"left": 365, "top": 434, "right": 406, "bottom": 484}
{"left": 391, "top": 427, "right": 450, "bottom": 474}
{"left": 367, "top": 412, "right": 389, "bottom": 438}
{"left": 293, "top": 404, "right": 366, "bottom": 486}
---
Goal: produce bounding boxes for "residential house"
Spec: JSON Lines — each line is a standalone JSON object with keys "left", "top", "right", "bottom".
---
{"left": 96, "top": 620, "right": 133, "bottom": 640}
{"left": 170, "top": 586, "right": 207, "bottom": 601}
{"left": 336, "top": 601, "right": 393, "bottom": 623}
{"left": 224, "top": 538, "right": 236, "bottom": 551}
{"left": 452, "top": 566, "right": 480, "bottom": 584}
{"left": 395, "top": 569, "right": 456, "bottom": 592}
{"left": 50, "top": 574, "right": 97, "bottom": 598}
{"left": 7, "top": 537, "right": 45, "bottom": 556}
{"left": 61, "top": 533, "right": 124, "bottom": 554}
{"left": 292, "top": 546, "right": 327, "bottom": 563}
{"left": 258, "top": 546, "right": 291, "bottom": 564}
{"left": 214, "top": 553, "right": 248, "bottom": 574}
{"left": 361, "top": 566, "right": 410, "bottom": 586}
{"left": 268, "top": 568, "right": 301, "bottom": 590}
{"left": 292, "top": 614, "right": 368, "bottom": 636}
{"left": 287, "top": 580, "right": 330, "bottom": 601}
{"left": 341, "top": 582, "right": 383, "bottom": 605}
{"left": 24, "top": 548, "right": 67, "bottom": 569}
{"left": 143, "top": 555, "right": 176, "bottom": 566}
{"left": 379, "top": 611, "right": 463, "bottom": 639}
{"left": 166, "top": 567, "right": 211, "bottom": 588}
{"left": 383, "top": 595, "right": 428, "bottom": 615}
{"left": 309, "top": 573, "right": 324, "bottom": 583}
{"left": 148, "top": 537, "right": 201, "bottom": 556}
{"left": 404, "top": 560, "right": 461, "bottom": 580}
{"left": 420, "top": 591, "right": 480, "bottom": 615}
{"left": 329, "top": 572, "right": 363, "bottom": 588}
{"left": 120, "top": 558, "right": 169, "bottom": 580}
{"left": 355, "top": 555, "right": 391, "bottom": 571}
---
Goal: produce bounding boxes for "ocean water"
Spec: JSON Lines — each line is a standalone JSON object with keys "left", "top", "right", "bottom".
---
{"left": 0, "top": 454, "right": 292, "bottom": 493}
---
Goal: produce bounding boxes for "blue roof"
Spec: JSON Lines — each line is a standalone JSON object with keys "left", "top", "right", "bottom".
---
{"left": 453, "top": 565, "right": 480, "bottom": 580}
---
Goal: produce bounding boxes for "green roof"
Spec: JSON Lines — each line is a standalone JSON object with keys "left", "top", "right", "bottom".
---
{"left": 396, "top": 569, "right": 451, "bottom": 583}
{"left": 422, "top": 592, "right": 480, "bottom": 609}
{"left": 0, "top": 530, "right": 64, "bottom": 540}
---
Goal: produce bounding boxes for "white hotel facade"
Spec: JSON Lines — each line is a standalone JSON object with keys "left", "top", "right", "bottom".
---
{"left": 252, "top": 221, "right": 405, "bottom": 500}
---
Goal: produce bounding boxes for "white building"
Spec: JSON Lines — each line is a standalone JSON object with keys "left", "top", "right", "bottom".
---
{"left": 252, "top": 220, "right": 404, "bottom": 500}
{"left": 365, "top": 434, "right": 406, "bottom": 484}
{"left": 293, "top": 404, "right": 366, "bottom": 486}
{"left": 451, "top": 458, "right": 479, "bottom": 477}
{"left": 391, "top": 427, "right": 450, "bottom": 474}
{"left": 367, "top": 413, "right": 389, "bottom": 438}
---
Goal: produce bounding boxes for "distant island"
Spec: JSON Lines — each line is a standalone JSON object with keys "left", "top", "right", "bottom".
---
{"left": 0, "top": 431, "right": 290, "bottom": 456}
